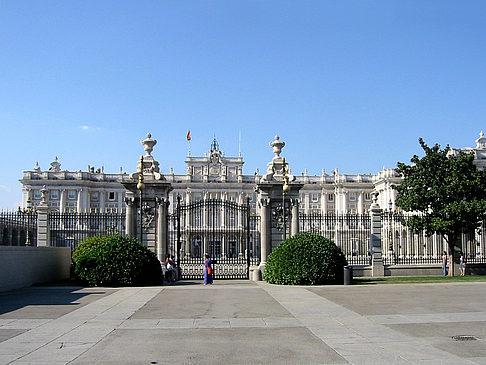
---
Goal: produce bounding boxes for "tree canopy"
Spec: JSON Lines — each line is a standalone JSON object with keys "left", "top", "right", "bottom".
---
{"left": 394, "top": 138, "right": 486, "bottom": 253}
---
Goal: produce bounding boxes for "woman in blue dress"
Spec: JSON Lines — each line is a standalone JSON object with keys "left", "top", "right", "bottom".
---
{"left": 204, "top": 254, "right": 213, "bottom": 285}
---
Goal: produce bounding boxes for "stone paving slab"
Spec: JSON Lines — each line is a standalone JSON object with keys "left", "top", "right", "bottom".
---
{"left": 132, "top": 285, "right": 291, "bottom": 319}
{"left": 0, "top": 287, "right": 116, "bottom": 319}
{"left": 72, "top": 328, "right": 348, "bottom": 365}
{"left": 1, "top": 281, "right": 486, "bottom": 364}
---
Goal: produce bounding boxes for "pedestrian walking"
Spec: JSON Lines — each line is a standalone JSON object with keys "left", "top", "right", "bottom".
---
{"left": 442, "top": 251, "right": 448, "bottom": 276}
{"left": 204, "top": 253, "right": 213, "bottom": 285}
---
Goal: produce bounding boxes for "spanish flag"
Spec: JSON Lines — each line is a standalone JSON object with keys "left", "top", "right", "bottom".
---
{"left": 186, "top": 130, "right": 191, "bottom": 141}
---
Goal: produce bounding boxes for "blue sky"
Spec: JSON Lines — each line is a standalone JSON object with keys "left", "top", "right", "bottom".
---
{"left": 1, "top": 1, "right": 486, "bottom": 208}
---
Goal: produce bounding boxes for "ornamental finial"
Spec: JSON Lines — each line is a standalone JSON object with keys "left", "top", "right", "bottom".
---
{"left": 141, "top": 133, "right": 157, "bottom": 156}
{"left": 269, "top": 135, "right": 285, "bottom": 159}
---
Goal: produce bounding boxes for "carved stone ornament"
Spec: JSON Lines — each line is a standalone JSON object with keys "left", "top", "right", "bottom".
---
{"left": 270, "top": 135, "right": 285, "bottom": 159}
{"left": 141, "top": 133, "right": 157, "bottom": 156}
{"left": 49, "top": 157, "right": 61, "bottom": 172}
{"left": 140, "top": 202, "right": 155, "bottom": 229}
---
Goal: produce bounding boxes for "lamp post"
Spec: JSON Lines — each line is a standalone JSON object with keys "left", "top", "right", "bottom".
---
{"left": 282, "top": 157, "right": 290, "bottom": 240}
{"left": 137, "top": 156, "right": 145, "bottom": 244}
{"left": 19, "top": 196, "right": 35, "bottom": 246}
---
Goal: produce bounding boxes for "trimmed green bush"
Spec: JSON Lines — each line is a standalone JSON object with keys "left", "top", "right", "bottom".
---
{"left": 72, "top": 235, "right": 163, "bottom": 286}
{"left": 263, "top": 232, "right": 347, "bottom": 285}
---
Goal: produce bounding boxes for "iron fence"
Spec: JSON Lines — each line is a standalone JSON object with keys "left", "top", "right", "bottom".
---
{"left": 49, "top": 212, "right": 126, "bottom": 252}
{"left": 0, "top": 210, "right": 38, "bottom": 246}
{"left": 300, "top": 213, "right": 371, "bottom": 265}
{"left": 168, "top": 198, "right": 261, "bottom": 279}
{"left": 381, "top": 213, "right": 486, "bottom": 265}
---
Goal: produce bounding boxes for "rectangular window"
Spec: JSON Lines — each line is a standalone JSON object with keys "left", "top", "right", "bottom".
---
{"left": 68, "top": 190, "right": 76, "bottom": 200}
{"left": 311, "top": 193, "right": 319, "bottom": 202}
{"left": 91, "top": 192, "right": 99, "bottom": 201}
{"left": 50, "top": 190, "right": 59, "bottom": 200}
{"left": 194, "top": 193, "right": 202, "bottom": 201}
{"left": 33, "top": 190, "right": 41, "bottom": 199}
{"left": 328, "top": 194, "right": 334, "bottom": 201}
{"left": 349, "top": 193, "right": 356, "bottom": 201}
{"left": 108, "top": 192, "right": 116, "bottom": 201}
{"left": 364, "top": 193, "right": 371, "bottom": 201}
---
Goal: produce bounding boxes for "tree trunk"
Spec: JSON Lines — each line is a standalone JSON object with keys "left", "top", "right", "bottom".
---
{"left": 447, "top": 235, "right": 461, "bottom": 277}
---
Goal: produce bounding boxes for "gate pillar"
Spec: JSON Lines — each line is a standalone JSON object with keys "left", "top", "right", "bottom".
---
{"left": 370, "top": 192, "right": 385, "bottom": 277}
{"left": 256, "top": 135, "right": 303, "bottom": 277}
{"left": 122, "top": 133, "right": 172, "bottom": 264}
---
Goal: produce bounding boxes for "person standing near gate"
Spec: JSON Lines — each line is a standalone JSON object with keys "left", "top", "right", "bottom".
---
{"left": 204, "top": 254, "right": 213, "bottom": 285}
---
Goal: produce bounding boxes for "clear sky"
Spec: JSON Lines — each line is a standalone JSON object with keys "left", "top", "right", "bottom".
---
{"left": 1, "top": 1, "right": 486, "bottom": 209}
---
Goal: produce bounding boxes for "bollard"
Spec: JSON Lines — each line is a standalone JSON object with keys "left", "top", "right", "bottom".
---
{"left": 343, "top": 265, "right": 353, "bottom": 285}
{"left": 249, "top": 266, "right": 262, "bottom": 281}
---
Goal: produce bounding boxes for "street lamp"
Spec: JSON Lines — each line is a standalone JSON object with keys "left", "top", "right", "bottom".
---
{"left": 136, "top": 156, "right": 145, "bottom": 244}
{"left": 19, "top": 196, "right": 35, "bottom": 246}
{"left": 282, "top": 157, "right": 290, "bottom": 240}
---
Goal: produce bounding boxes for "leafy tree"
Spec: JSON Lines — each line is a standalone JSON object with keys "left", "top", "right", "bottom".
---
{"left": 394, "top": 138, "right": 486, "bottom": 275}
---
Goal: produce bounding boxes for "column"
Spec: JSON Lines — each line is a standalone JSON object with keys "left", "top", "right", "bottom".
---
{"left": 36, "top": 187, "right": 50, "bottom": 247}
{"left": 125, "top": 197, "right": 135, "bottom": 238}
{"left": 290, "top": 198, "right": 299, "bottom": 237}
{"left": 259, "top": 197, "right": 270, "bottom": 266}
{"left": 76, "top": 189, "right": 82, "bottom": 213}
{"left": 99, "top": 190, "right": 105, "bottom": 212}
{"left": 59, "top": 189, "right": 66, "bottom": 213}
{"left": 156, "top": 197, "right": 167, "bottom": 263}
{"left": 321, "top": 190, "right": 327, "bottom": 214}
{"left": 370, "top": 199, "right": 385, "bottom": 277}
{"left": 358, "top": 192, "right": 364, "bottom": 214}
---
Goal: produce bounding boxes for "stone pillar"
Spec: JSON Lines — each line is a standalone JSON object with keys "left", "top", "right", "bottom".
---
{"left": 59, "top": 189, "right": 66, "bottom": 213}
{"left": 76, "top": 189, "right": 82, "bottom": 213}
{"left": 321, "top": 190, "right": 327, "bottom": 214}
{"left": 125, "top": 197, "right": 135, "bottom": 238}
{"left": 156, "top": 197, "right": 168, "bottom": 263}
{"left": 36, "top": 186, "right": 50, "bottom": 247}
{"left": 259, "top": 197, "right": 270, "bottom": 266}
{"left": 99, "top": 189, "right": 105, "bottom": 212}
{"left": 370, "top": 194, "right": 385, "bottom": 277}
{"left": 290, "top": 198, "right": 299, "bottom": 237}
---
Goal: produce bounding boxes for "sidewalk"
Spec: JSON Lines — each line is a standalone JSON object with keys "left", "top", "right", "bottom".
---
{"left": 0, "top": 281, "right": 485, "bottom": 364}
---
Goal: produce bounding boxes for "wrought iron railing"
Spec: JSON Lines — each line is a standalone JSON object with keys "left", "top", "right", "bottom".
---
{"left": 300, "top": 213, "right": 371, "bottom": 265}
{"left": 381, "top": 213, "right": 486, "bottom": 265}
{"left": 0, "top": 210, "right": 38, "bottom": 246}
{"left": 49, "top": 212, "right": 125, "bottom": 252}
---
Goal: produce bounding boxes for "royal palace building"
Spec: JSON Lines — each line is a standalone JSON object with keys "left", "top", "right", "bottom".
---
{"left": 19, "top": 131, "right": 486, "bottom": 215}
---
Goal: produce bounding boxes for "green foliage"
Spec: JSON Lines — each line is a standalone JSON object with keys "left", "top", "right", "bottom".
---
{"left": 263, "top": 232, "right": 347, "bottom": 285}
{"left": 72, "top": 235, "right": 163, "bottom": 286}
{"left": 394, "top": 138, "right": 486, "bottom": 249}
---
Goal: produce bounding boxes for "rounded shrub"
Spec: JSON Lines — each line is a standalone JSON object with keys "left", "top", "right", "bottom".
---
{"left": 263, "top": 232, "right": 347, "bottom": 285}
{"left": 72, "top": 235, "right": 163, "bottom": 286}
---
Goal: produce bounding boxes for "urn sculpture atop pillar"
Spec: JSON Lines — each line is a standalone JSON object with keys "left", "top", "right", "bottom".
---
{"left": 141, "top": 133, "right": 157, "bottom": 156}
{"left": 270, "top": 135, "right": 285, "bottom": 160}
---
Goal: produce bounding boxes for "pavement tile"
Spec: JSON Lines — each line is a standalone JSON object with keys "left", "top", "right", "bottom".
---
{"left": 194, "top": 318, "right": 231, "bottom": 328}
{"left": 118, "top": 319, "right": 160, "bottom": 329}
{"left": 0, "top": 319, "right": 52, "bottom": 330}
{"left": 262, "top": 316, "right": 301, "bottom": 327}
{"left": 156, "top": 318, "right": 195, "bottom": 329}
{"left": 229, "top": 317, "right": 266, "bottom": 328}
{"left": 17, "top": 341, "right": 93, "bottom": 363}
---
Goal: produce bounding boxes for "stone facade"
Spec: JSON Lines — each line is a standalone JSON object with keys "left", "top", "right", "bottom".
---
{"left": 19, "top": 131, "right": 486, "bottom": 214}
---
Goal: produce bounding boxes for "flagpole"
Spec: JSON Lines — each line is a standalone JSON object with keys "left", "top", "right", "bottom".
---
{"left": 187, "top": 130, "right": 191, "bottom": 156}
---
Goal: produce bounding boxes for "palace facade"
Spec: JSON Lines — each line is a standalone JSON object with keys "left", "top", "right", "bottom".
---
{"left": 19, "top": 132, "right": 486, "bottom": 215}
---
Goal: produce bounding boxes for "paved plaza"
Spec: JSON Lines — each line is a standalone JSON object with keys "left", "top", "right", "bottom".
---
{"left": 0, "top": 281, "right": 485, "bottom": 364}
